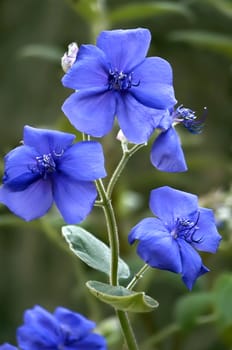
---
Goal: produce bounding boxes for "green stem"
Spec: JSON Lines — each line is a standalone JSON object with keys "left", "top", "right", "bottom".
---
{"left": 95, "top": 178, "right": 119, "bottom": 286}
{"left": 95, "top": 179, "right": 139, "bottom": 349}
{"left": 126, "top": 264, "right": 150, "bottom": 290}
{"left": 107, "top": 143, "right": 145, "bottom": 198}
{"left": 91, "top": 0, "right": 109, "bottom": 40}
{"left": 116, "top": 310, "right": 139, "bottom": 350}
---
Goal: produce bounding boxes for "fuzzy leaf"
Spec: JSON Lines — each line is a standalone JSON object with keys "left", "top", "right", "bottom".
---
{"left": 18, "top": 44, "right": 62, "bottom": 62}
{"left": 109, "top": 2, "right": 192, "bottom": 24}
{"left": 86, "top": 280, "right": 159, "bottom": 313}
{"left": 169, "top": 31, "right": 232, "bottom": 58}
{"left": 62, "top": 225, "right": 130, "bottom": 279}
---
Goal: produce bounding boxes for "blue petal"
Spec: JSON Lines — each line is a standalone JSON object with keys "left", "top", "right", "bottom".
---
{"left": 131, "top": 57, "right": 177, "bottom": 109}
{"left": 62, "top": 88, "right": 116, "bottom": 137}
{"left": 62, "top": 45, "right": 109, "bottom": 90}
{"left": 53, "top": 175, "right": 97, "bottom": 224}
{"left": 3, "top": 145, "right": 39, "bottom": 183}
{"left": 157, "top": 109, "right": 173, "bottom": 130}
{"left": 191, "top": 207, "right": 222, "bottom": 253}
{"left": 4, "top": 172, "right": 40, "bottom": 191}
{"left": 150, "top": 127, "right": 187, "bottom": 172}
{"left": 67, "top": 333, "right": 107, "bottom": 350}
{"left": 149, "top": 186, "right": 198, "bottom": 226}
{"left": 129, "top": 217, "right": 167, "bottom": 244}
{"left": 97, "top": 28, "right": 151, "bottom": 72}
{"left": 24, "top": 126, "right": 75, "bottom": 155}
{"left": 0, "top": 180, "right": 53, "bottom": 221}
{"left": 116, "top": 93, "right": 162, "bottom": 143}
{"left": 59, "top": 141, "right": 106, "bottom": 181}
{"left": 129, "top": 217, "right": 182, "bottom": 273}
{"left": 178, "top": 239, "right": 209, "bottom": 290}
{"left": 17, "top": 306, "right": 62, "bottom": 349}
{"left": 0, "top": 344, "right": 18, "bottom": 350}
{"left": 54, "top": 307, "right": 95, "bottom": 339}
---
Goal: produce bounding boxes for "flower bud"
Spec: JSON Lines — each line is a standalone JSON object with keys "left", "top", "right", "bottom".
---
{"left": 61, "top": 42, "right": 78, "bottom": 72}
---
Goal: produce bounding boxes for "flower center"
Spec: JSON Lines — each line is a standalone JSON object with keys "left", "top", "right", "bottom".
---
{"left": 29, "top": 153, "right": 57, "bottom": 179}
{"left": 172, "top": 212, "right": 201, "bottom": 243}
{"left": 108, "top": 69, "right": 139, "bottom": 91}
{"left": 173, "top": 105, "right": 206, "bottom": 134}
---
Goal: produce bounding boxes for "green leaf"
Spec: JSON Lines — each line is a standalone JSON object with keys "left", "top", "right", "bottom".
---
{"left": 109, "top": 2, "right": 192, "bottom": 24}
{"left": 189, "top": 0, "right": 232, "bottom": 18}
{"left": 62, "top": 225, "right": 130, "bottom": 279}
{"left": 86, "top": 280, "right": 159, "bottom": 313}
{"left": 213, "top": 273, "right": 232, "bottom": 328}
{"left": 208, "top": 0, "right": 232, "bottom": 18}
{"left": 169, "top": 31, "right": 232, "bottom": 59}
{"left": 17, "top": 44, "right": 63, "bottom": 63}
{"left": 174, "top": 292, "right": 213, "bottom": 330}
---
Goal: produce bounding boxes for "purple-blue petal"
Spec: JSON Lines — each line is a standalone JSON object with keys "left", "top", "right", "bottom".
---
{"left": 131, "top": 57, "right": 177, "bottom": 110}
{"left": 54, "top": 307, "right": 95, "bottom": 340}
{"left": 3, "top": 145, "right": 38, "bottom": 179}
{"left": 17, "top": 306, "right": 62, "bottom": 349}
{"left": 178, "top": 239, "right": 209, "bottom": 290}
{"left": 116, "top": 93, "right": 160, "bottom": 144}
{"left": 0, "top": 344, "right": 18, "bottom": 350}
{"left": 53, "top": 175, "right": 97, "bottom": 224}
{"left": 97, "top": 28, "right": 151, "bottom": 72}
{"left": 62, "top": 44, "right": 109, "bottom": 90}
{"left": 149, "top": 186, "right": 198, "bottom": 225}
{"left": 59, "top": 141, "right": 106, "bottom": 181}
{"left": 129, "top": 217, "right": 182, "bottom": 273}
{"left": 62, "top": 88, "right": 116, "bottom": 137}
{"left": 23, "top": 126, "right": 75, "bottom": 155}
{"left": 157, "top": 109, "right": 173, "bottom": 130}
{"left": 191, "top": 207, "right": 222, "bottom": 253}
{"left": 67, "top": 333, "right": 107, "bottom": 350}
{"left": 0, "top": 180, "right": 53, "bottom": 221}
{"left": 128, "top": 217, "right": 167, "bottom": 244}
{"left": 150, "top": 127, "right": 187, "bottom": 172}
{"left": 4, "top": 172, "right": 40, "bottom": 191}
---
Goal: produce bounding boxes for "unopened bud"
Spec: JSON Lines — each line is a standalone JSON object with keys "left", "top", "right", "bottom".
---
{"left": 61, "top": 42, "right": 78, "bottom": 72}
{"left": 116, "top": 129, "right": 130, "bottom": 152}
{"left": 116, "top": 129, "right": 128, "bottom": 143}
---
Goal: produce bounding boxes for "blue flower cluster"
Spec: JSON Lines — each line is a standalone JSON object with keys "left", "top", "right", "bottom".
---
{"left": 0, "top": 305, "right": 107, "bottom": 350}
{"left": 0, "top": 28, "right": 221, "bottom": 291}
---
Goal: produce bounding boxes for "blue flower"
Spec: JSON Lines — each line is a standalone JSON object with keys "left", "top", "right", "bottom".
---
{"left": 0, "top": 126, "right": 106, "bottom": 223}
{"left": 128, "top": 186, "right": 221, "bottom": 289}
{"left": 16, "top": 305, "right": 107, "bottom": 350}
{"left": 0, "top": 344, "right": 18, "bottom": 350}
{"left": 150, "top": 105, "right": 206, "bottom": 172}
{"left": 62, "top": 28, "right": 176, "bottom": 144}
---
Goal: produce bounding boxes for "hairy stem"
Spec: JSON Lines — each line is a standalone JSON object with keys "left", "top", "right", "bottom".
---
{"left": 95, "top": 178, "right": 119, "bottom": 286}
{"left": 96, "top": 179, "right": 139, "bottom": 349}
{"left": 107, "top": 143, "right": 145, "bottom": 198}
{"left": 127, "top": 264, "right": 150, "bottom": 290}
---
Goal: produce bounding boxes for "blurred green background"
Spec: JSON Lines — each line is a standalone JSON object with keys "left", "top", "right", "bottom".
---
{"left": 0, "top": 0, "right": 232, "bottom": 349}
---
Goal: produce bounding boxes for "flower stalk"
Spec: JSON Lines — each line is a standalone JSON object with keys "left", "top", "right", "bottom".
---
{"left": 96, "top": 149, "right": 142, "bottom": 349}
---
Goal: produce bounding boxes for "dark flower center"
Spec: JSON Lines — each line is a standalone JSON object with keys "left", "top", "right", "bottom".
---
{"left": 108, "top": 69, "right": 140, "bottom": 91}
{"left": 172, "top": 211, "right": 202, "bottom": 244}
{"left": 2, "top": 150, "right": 63, "bottom": 192}
{"left": 173, "top": 105, "right": 206, "bottom": 134}
{"left": 29, "top": 151, "right": 64, "bottom": 180}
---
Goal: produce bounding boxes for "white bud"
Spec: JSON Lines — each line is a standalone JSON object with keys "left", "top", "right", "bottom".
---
{"left": 61, "top": 42, "right": 78, "bottom": 73}
{"left": 116, "top": 129, "right": 128, "bottom": 143}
